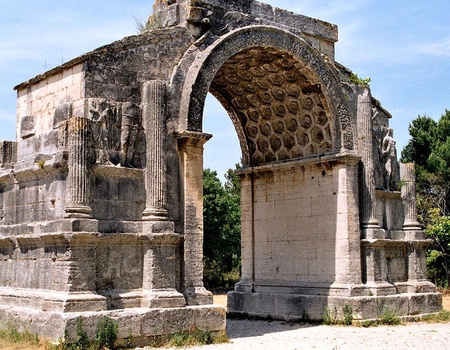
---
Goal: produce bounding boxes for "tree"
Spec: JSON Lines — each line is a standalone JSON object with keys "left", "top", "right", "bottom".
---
{"left": 425, "top": 209, "right": 450, "bottom": 287}
{"left": 203, "top": 166, "right": 241, "bottom": 292}
{"left": 401, "top": 110, "right": 450, "bottom": 286}
{"left": 401, "top": 110, "right": 450, "bottom": 221}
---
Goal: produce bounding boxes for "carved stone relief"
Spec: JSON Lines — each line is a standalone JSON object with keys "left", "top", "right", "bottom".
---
{"left": 87, "top": 99, "right": 144, "bottom": 168}
{"left": 372, "top": 107, "right": 399, "bottom": 191}
{"left": 20, "top": 115, "right": 36, "bottom": 139}
{"left": 0, "top": 141, "right": 17, "bottom": 166}
{"left": 381, "top": 128, "right": 400, "bottom": 191}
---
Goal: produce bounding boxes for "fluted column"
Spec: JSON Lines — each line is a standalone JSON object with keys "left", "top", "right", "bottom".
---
{"left": 176, "top": 131, "right": 213, "bottom": 305}
{"left": 142, "top": 80, "right": 168, "bottom": 221}
{"left": 400, "top": 163, "right": 422, "bottom": 231}
{"left": 357, "top": 88, "right": 381, "bottom": 238}
{"left": 64, "top": 117, "right": 93, "bottom": 218}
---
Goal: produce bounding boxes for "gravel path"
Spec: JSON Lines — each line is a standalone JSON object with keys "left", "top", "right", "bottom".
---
{"left": 142, "top": 319, "right": 450, "bottom": 350}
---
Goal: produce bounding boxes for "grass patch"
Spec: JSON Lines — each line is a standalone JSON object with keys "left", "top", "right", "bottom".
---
{"left": 167, "top": 330, "right": 228, "bottom": 347}
{"left": 0, "top": 323, "right": 40, "bottom": 345}
{"left": 422, "top": 309, "right": 450, "bottom": 323}
{"left": 0, "top": 323, "right": 56, "bottom": 350}
{"left": 378, "top": 307, "right": 401, "bottom": 325}
{"left": 322, "top": 305, "right": 353, "bottom": 326}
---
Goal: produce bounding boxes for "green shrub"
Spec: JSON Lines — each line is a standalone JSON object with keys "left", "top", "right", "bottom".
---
{"left": 168, "top": 330, "right": 228, "bottom": 347}
{"left": 93, "top": 317, "right": 118, "bottom": 350}
{"left": 322, "top": 307, "right": 337, "bottom": 325}
{"left": 379, "top": 307, "right": 401, "bottom": 325}
{"left": 343, "top": 304, "right": 353, "bottom": 326}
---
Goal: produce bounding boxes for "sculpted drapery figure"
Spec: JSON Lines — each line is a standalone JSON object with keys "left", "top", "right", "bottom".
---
{"left": 382, "top": 128, "right": 400, "bottom": 191}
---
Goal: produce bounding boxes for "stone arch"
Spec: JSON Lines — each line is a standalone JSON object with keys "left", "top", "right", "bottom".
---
{"left": 174, "top": 24, "right": 363, "bottom": 314}
{"left": 176, "top": 25, "right": 356, "bottom": 164}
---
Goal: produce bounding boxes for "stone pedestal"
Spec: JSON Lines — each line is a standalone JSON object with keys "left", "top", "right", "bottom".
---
{"left": 141, "top": 232, "right": 186, "bottom": 308}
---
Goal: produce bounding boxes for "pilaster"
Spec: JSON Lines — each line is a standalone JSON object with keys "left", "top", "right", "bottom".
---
{"left": 233, "top": 172, "right": 254, "bottom": 292}
{"left": 333, "top": 155, "right": 363, "bottom": 286}
{"left": 176, "top": 131, "right": 213, "bottom": 305}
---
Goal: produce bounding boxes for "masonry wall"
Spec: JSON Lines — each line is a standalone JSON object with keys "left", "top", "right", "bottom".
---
{"left": 16, "top": 63, "right": 85, "bottom": 157}
{"left": 241, "top": 160, "right": 351, "bottom": 291}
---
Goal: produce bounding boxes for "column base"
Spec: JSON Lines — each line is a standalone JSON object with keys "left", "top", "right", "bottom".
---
{"left": 362, "top": 227, "right": 385, "bottom": 239}
{"left": 64, "top": 205, "right": 93, "bottom": 219}
{"left": 142, "top": 208, "right": 168, "bottom": 221}
{"left": 142, "top": 289, "right": 186, "bottom": 308}
{"left": 394, "top": 281, "right": 437, "bottom": 294}
{"left": 233, "top": 278, "right": 254, "bottom": 292}
{"left": 184, "top": 287, "right": 213, "bottom": 306}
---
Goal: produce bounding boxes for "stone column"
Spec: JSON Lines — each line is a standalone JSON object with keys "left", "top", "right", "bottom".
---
{"left": 176, "top": 131, "right": 213, "bottom": 305}
{"left": 142, "top": 81, "right": 169, "bottom": 221}
{"left": 64, "top": 117, "right": 93, "bottom": 218}
{"left": 357, "top": 88, "right": 381, "bottom": 238}
{"left": 400, "top": 163, "right": 422, "bottom": 234}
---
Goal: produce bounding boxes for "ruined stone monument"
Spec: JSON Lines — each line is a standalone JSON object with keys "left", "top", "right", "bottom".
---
{"left": 0, "top": 0, "right": 441, "bottom": 343}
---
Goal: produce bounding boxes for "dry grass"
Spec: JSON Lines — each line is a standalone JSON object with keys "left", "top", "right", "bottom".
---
{"left": 0, "top": 339, "right": 51, "bottom": 350}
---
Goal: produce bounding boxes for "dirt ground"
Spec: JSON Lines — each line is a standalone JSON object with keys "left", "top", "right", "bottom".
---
{"left": 443, "top": 291, "right": 450, "bottom": 310}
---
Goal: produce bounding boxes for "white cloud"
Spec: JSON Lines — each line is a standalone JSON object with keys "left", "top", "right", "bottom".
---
{"left": 412, "top": 37, "right": 450, "bottom": 58}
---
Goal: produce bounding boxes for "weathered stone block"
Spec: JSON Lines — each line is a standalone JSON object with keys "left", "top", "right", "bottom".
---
{"left": 20, "top": 115, "right": 36, "bottom": 139}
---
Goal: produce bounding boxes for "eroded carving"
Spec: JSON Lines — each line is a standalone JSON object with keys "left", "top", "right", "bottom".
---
{"left": 87, "top": 99, "right": 143, "bottom": 168}
{"left": 20, "top": 115, "right": 35, "bottom": 139}
{"left": 0, "top": 141, "right": 17, "bottom": 166}
{"left": 382, "top": 128, "right": 400, "bottom": 191}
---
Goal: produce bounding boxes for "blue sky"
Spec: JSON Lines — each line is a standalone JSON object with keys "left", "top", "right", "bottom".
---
{"left": 1, "top": 1, "right": 449, "bottom": 180}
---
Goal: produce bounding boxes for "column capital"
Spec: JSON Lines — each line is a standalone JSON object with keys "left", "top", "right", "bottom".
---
{"left": 174, "top": 131, "right": 212, "bottom": 148}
